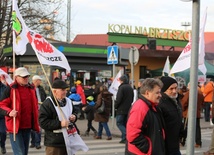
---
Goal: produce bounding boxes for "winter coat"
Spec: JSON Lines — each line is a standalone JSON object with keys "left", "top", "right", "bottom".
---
{"left": 37, "top": 85, "right": 47, "bottom": 102}
{"left": 83, "top": 101, "right": 95, "bottom": 121}
{"left": 0, "top": 82, "right": 39, "bottom": 133}
{"left": 94, "top": 91, "right": 113, "bottom": 123}
{"left": 126, "top": 96, "right": 165, "bottom": 155}
{"left": 157, "top": 93, "right": 183, "bottom": 155}
{"left": 203, "top": 81, "right": 214, "bottom": 102}
{"left": 181, "top": 87, "right": 204, "bottom": 118}
{"left": 39, "top": 96, "right": 77, "bottom": 147}
{"left": 115, "top": 83, "right": 134, "bottom": 115}
{"left": 76, "top": 84, "right": 86, "bottom": 104}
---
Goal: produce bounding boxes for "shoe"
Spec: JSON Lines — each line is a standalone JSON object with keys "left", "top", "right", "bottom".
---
{"left": 94, "top": 131, "right": 98, "bottom": 137}
{"left": 84, "top": 131, "right": 89, "bottom": 136}
{"left": 204, "top": 151, "right": 214, "bottom": 155}
{"left": 36, "top": 145, "right": 41, "bottom": 149}
{"left": 30, "top": 144, "right": 35, "bottom": 148}
{"left": 195, "top": 144, "right": 201, "bottom": 148}
{"left": 106, "top": 137, "right": 112, "bottom": 140}
{"left": 119, "top": 140, "right": 126, "bottom": 144}
{"left": 1, "top": 147, "right": 6, "bottom": 154}
{"left": 95, "top": 136, "right": 102, "bottom": 139}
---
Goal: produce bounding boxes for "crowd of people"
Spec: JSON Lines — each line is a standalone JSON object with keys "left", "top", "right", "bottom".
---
{"left": 0, "top": 66, "right": 214, "bottom": 155}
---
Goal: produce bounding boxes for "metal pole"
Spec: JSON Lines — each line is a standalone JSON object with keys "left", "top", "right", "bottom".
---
{"left": 67, "top": 0, "right": 71, "bottom": 42}
{"left": 131, "top": 48, "right": 134, "bottom": 88}
{"left": 111, "top": 64, "right": 116, "bottom": 129}
{"left": 186, "top": 0, "right": 200, "bottom": 154}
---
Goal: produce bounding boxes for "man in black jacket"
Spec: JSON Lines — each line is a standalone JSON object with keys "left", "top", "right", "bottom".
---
{"left": 39, "top": 80, "right": 77, "bottom": 155}
{"left": 30, "top": 75, "right": 47, "bottom": 149}
{"left": 158, "top": 76, "right": 183, "bottom": 155}
{"left": 115, "top": 75, "right": 134, "bottom": 144}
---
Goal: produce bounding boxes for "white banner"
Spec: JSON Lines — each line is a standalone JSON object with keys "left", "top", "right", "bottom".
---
{"left": 108, "top": 69, "right": 122, "bottom": 97}
{"left": 162, "top": 56, "right": 170, "bottom": 76}
{"left": 170, "top": 8, "right": 207, "bottom": 75}
{"left": 0, "top": 69, "right": 13, "bottom": 85}
{"left": 27, "top": 31, "right": 71, "bottom": 71}
{"left": 12, "top": 0, "right": 29, "bottom": 55}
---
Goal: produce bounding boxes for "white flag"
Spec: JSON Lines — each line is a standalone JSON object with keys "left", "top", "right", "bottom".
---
{"left": 27, "top": 31, "right": 71, "bottom": 71}
{"left": 12, "top": 0, "right": 29, "bottom": 55}
{"left": 170, "top": 8, "right": 207, "bottom": 75}
{"left": 162, "top": 56, "right": 170, "bottom": 76}
{"left": 0, "top": 69, "right": 13, "bottom": 85}
{"left": 108, "top": 69, "right": 122, "bottom": 97}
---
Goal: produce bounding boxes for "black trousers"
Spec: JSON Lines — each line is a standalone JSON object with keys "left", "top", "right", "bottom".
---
{"left": 181, "top": 118, "right": 201, "bottom": 145}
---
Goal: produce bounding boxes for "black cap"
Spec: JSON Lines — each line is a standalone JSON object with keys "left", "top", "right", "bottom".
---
{"left": 160, "top": 76, "right": 177, "bottom": 92}
{"left": 52, "top": 80, "right": 68, "bottom": 89}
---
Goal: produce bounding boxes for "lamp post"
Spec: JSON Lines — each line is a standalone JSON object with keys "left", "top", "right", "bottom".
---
{"left": 67, "top": 0, "right": 71, "bottom": 43}
{"left": 180, "top": 0, "right": 200, "bottom": 155}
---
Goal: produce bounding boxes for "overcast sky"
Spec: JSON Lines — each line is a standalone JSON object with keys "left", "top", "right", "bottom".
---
{"left": 58, "top": 0, "right": 214, "bottom": 41}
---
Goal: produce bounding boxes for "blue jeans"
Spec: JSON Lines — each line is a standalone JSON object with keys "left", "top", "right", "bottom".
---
{"left": 30, "top": 129, "right": 41, "bottom": 147}
{"left": 0, "top": 118, "right": 6, "bottom": 148}
{"left": 97, "top": 122, "right": 112, "bottom": 137}
{"left": 9, "top": 129, "right": 31, "bottom": 155}
{"left": 204, "top": 102, "right": 211, "bottom": 121}
{"left": 116, "top": 114, "right": 127, "bottom": 141}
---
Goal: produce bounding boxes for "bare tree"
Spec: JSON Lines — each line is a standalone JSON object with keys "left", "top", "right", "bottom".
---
{"left": 0, "top": 0, "right": 66, "bottom": 52}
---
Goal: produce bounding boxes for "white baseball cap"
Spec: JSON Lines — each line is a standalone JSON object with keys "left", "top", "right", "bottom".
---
{"left": 14, "top": 67, "right": 30, "bottom": 77}
{"left": 32, "top": 75, "right": 42, "bottom": 81}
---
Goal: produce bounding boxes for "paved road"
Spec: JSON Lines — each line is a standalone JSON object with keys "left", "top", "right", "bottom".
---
{"left": 3, "top": 128, "right": 213, "bottom": 155}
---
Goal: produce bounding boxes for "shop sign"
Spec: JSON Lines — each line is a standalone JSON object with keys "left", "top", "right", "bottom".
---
{"left": 108, "top": 24, "right": 190, "bottom": 41}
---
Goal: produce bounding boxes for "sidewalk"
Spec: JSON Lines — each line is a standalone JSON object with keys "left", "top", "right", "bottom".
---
{"left": 75, "top": 115, "right": 214, "bottom": 137}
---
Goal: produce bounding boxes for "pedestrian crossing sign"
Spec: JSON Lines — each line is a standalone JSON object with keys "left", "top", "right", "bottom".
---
{"left": 107, "top": 46, "right": 118, "bottom": 65}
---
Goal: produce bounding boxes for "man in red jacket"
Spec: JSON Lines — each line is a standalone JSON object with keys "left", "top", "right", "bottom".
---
{"left": 0, "top": 67, "right": 39, "bottom": 155}
{"left": 126, "top": 78, "right": 165, "bottom": 155}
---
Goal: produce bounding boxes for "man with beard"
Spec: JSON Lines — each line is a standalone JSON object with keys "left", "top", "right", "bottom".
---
{"left": 158, "top": 76, "right": 183, "bottom": 155}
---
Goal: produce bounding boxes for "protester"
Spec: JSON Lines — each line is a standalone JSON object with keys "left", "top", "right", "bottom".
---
{"left": 75, "top": 80, "right": 86, "bottom": 120}
{"left": 203, "top": 78, "right": 214, "bottom": 122}
{"left": 130, "top": 80, "right": 138, "bottom": 104}
{"left": 94, "top": 85, "right": 113, "bottom": 140}
{"left": 0, "top": 67, "right": 40, "bottom": 155}
{"left": 39, "top": 79, "right": 77, "bottom": 155}
{"left": 82, "top": 96, "right": 97, "bottom": 137}
{"left": 68, "top": 86, "right": 82, "bottom": 116}
{"left": 115, "top": 74, "right": 134, "bottom": 144}
{"left": 181, "top": 83, "right": 204, "bottom": 147}
{"left": 158, "top": 76, "right": 183, "bottom": 155}
{"left": 126, "top": 78, "right": 165, "bottom": 155}
{"left": 30, "top": 75, "right": 47, "bottom": 149}
{"left": 0, "top": 75, "right": 7, "bottom": 154}
{"left": 94, "top": 80, "right": 103, "bottom": 100}
{"left": 137, "top": 79, "right": 144, "bottom": 98}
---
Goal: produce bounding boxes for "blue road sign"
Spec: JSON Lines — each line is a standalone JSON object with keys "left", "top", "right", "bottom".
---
{"left": 107, "top": 46, "right": 118, "bottom": 65}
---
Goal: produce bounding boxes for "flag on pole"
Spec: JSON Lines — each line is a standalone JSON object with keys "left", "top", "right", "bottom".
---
{"left": 0, "top": 69, "right": 13, "bottom": 85}
{"left": 162, "top": 56, "right": 170, "bottom": 76}
{"left": 12, "top": 0, "right": 71, "bottom": 71}
{"left": 108, "top": 69, "right": 123, "bottom": 97}
{"left": 170, "top": 8, "right": 207, "bottom": 75}
{"left": 27, "top": 31, "right": 71, "bottom": 71}
{"left": 12, "top": 0, "right": 29, "bottom": 55}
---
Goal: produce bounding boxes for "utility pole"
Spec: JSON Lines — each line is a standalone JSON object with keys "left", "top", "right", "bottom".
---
{"left": 67, "top": 0, "right": 71, "bottom": 43}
